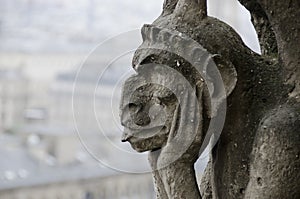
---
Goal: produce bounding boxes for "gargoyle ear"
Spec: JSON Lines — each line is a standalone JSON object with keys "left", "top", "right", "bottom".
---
{"left": 217, "top": 58, "right": 237, "bottom": 97}
{"left": 202, "top": 56, "right": 237, "bottom": 118}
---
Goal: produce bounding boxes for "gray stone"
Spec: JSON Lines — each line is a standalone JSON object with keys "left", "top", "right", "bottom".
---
{"left": 120, "top": 0, "right": 300, "bottom": 198}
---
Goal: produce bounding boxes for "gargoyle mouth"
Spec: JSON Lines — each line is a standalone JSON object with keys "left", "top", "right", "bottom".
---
{"left": 121, "top": 125, "right": 166, "bottom": 142}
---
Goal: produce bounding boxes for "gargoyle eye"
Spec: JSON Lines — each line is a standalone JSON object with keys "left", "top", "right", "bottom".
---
{"left": 128, "top": 103, "right": 142, "bottom": 113}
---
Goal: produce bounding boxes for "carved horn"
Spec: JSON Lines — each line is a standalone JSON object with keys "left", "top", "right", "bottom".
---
{"left": 162, "top": 0, "right": 179, "bottom": 15}
{"left": 174, "top": 0, "right": 207, "bottom": 18}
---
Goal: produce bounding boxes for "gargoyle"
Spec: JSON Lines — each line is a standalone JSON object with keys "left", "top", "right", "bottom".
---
{"left": 120, "top": 0, "right": 300, "bottom": 198}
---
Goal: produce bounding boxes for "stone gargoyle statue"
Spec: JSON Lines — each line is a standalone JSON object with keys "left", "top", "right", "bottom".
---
{"left": 120, "top": 0, "right": 300, "bottom": 198}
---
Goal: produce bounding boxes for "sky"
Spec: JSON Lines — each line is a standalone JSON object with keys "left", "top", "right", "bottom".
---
{"left": 0, "top": 0, "right": 259, "bottom": 54}
{"left": 0, "top": 0, "right": 260, "bottom": 81}
{"left": 0, "top": 0, "right": 165, "bottom": 53}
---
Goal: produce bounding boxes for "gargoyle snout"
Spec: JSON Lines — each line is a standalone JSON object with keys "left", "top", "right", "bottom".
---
{"left": 121, "top": 131, "right": 133, "bottom": 142}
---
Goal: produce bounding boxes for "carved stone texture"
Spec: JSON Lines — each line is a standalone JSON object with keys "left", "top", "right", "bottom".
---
{"left": 120, "top": 0, "right": 300, "bottom": 198}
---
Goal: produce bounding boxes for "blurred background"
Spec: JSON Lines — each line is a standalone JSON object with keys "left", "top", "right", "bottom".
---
{"left": 0, "top": 0, "right": 260, "bottom": 199}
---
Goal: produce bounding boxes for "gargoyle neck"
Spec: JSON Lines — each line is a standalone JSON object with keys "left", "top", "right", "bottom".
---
{"left": 151, "top": 161, "right": 201, "bottom": 199}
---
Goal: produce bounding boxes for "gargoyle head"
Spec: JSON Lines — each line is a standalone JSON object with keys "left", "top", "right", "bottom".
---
{"left": 120, "top": 23, "right": 238, "bottom": 157}
{"left": 120, "top": 65, "right": 178, "bottom": 152}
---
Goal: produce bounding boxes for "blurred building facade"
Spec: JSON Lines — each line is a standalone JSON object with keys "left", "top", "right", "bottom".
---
{"left": 0, "top": 68, "right": 28, "bottom": 133}
{"left": 0, "top": 129, "right": 154, "bottom": 199}
{"left": 0, "top": 174, "right": 154, "bottom": 199}
{"left": 0, "top": 63, "right": 154, "bottom": 199}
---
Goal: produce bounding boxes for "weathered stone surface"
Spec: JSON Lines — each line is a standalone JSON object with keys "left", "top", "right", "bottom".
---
{"left": 120, "top": 0, "right": 300, "bottom": 198}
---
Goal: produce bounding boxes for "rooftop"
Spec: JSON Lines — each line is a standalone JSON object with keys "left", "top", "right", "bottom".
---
{"left": 0, "top": 134, "right": 150, "bottom": 191}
